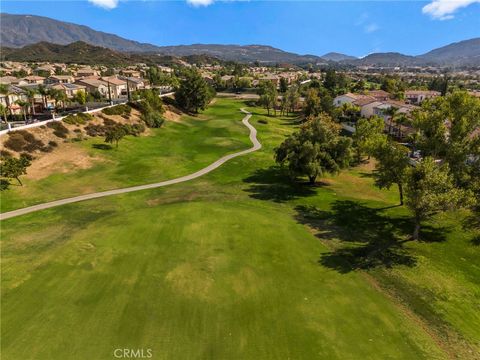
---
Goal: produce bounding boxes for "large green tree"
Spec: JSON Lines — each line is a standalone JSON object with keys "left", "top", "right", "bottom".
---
{"left": 373, "top": 141, "right": 410, "bottom": 205}
{"left": 405, "top": 157, "right": 472, "bottom": 240}
{"left": 275, "top": 114, "right": 352, "bottom": 184}
{"left": 175, "top": 69, "right": 215, "bottom": 114}
{"left": 0, "top": 155, "right": 31, "bottom": 187}
{"left": 353, "top": 116, "right": 385, "bottom": 162}
{"left": 105, "top": 126, "right": 126, "bottom": 148}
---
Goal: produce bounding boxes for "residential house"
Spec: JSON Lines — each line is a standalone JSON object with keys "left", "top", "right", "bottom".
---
{"left": 121, "top": 69, "right": 141, "bottom": 78}
{"left": 46, "top": 75, "right": 75, "bottom": 84}
{"left": 405, "top": 90, "right": 440, "bottom": 104}
{"left": 365, "top": 90, "right": 391, "bottom": 101}
{"left": 76, "top": 67, "right": 99, "bottom": 78}
{"left": 0, "top": 76, "right": 21, "bottom": 85}
{"left": 333, "top": 93, "right": 374, "bottom": 107}
{"left": 0, "top": 85, "right": 28, "bottom": 115}
{"left": 101, "top": 77, "right": 127, "bottom": 98}
{"left": 76, "top": 78, "right": 109, "bottom": 98}
{"left": 49, "top": 83, "right": 86, "bottom": 98}
{"left": 34, "top": 65, "right": 56, "bottom": 76}
{"left": 21, "top": 76, "right": 45, "bottom": 85}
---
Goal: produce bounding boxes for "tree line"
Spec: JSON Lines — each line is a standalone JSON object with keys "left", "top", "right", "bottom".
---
{"left": 275, "top": 91, "right": 480, "bottom": 240}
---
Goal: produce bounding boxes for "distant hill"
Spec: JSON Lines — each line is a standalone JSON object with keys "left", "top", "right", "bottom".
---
{"left": 0, "top": 13, "right": 160, "bottom": 52}
{"left": 352, "top": 52, "right": 419, "bottom": 67}
{"left": 1, "top": 13, "right": 479, "bottom": 66}
{"left": 0, "top": 41, "right": 183, "bottom": 66}
{"left": 154, "top": 44, "right": 323, "bottom": 64}
{"left": 321, "top": 52, "right": 357, "bottom": 62}
{"left": 417, "top": 38, "right": 480, "bottom": 66}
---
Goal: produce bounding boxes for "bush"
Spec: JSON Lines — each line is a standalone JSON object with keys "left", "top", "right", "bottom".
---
{"left": 102, "top": 104, "right": 131, "bottom": 116}
{"left": 4, "top": 133, "right": 27, "bottom": 152}
{"left": 4, "top": 130, "right": 47, "bottom": 153}
{"left": 0, "top": 150, "right": 12, "bottom": 158}
{"left": 85, "top": 124, "right": 103, "bottom": 137}
{"left": 142, "top": 111, "right": 165, "bottom": 128}
{"left": 103, "top": 118, "right": 117, "bottom": 127}
{"left": 20, "top": 152, "right": 35, "bottom": 161}
{"left": 48, "top": 140, "right": 58, "bottom": 147}
{"left": 47, "top": 121, "right": 69, "bottom": 138}
{"left": 63, "top": 112, "right": 93, "bottom": 125}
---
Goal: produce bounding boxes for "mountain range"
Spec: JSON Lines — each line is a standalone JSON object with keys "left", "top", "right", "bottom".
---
{"left": 1, "top": 13, "right": 479, "bottom": 67}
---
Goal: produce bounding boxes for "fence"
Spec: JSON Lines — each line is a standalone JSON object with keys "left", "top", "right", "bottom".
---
{"left": 0, "top": 92, "right": 174, "bottom": 137}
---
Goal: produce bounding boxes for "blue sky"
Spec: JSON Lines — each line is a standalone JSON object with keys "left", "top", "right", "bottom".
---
{"left": 2, "top": 1, "right": 479, "bottom": 57}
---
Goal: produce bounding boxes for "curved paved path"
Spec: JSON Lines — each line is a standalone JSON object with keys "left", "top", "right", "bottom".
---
{"left": 0, "top": 109, "right": 261, "bottom": 221}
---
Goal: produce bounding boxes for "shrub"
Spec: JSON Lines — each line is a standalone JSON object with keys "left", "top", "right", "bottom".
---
{"left": 48, "top": 140, "right": 58, "bottom": 147}
{"left": 103, "top": 118, "right": 117, "bottom": 127}
{"left": 47, "top": 121, "right": 69, "bottom": 138}
{"left": 19, "top": 152, "right": 34, "bottom": 161}
{"left": 4, "top": 133, "right": 27, "bottom": 152}
{"left": 102, "top": 104, "right": 131, "bottom": 116}
{"left": 85, "top": 124, "right": 107, "bottom": 137}
{"left": 142, "top": 111, "right": 165, "bottom": 128}
{"left": 63, "top": 112, "right": 93, "bottom": 125}
{"left": 0, "top": 150, "right": 12, "bottom": 158}
{"left": 23, "top": 139, "right": 45, "bottom": 153}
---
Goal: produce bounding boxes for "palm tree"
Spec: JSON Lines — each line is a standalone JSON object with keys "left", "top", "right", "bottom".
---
{"left": 38, "top": 85, "right": 49, "bottom": 110}
{"left": 15, "top": 99, "right": 28, "bottom": 122}
{"left": 0, "top": 103, "right": 7, "bottom": 125}
{"left": 384, "top": 106, "right": 399, "bottom": 136}
{"left": 25, "top": 88, "right": 37, "bottom": 116}
{"left": 0, "top": 84, "right": 11, "bottom": 122}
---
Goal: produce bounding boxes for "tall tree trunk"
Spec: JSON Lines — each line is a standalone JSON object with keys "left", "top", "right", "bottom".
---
{"left": 308, "top": 175, "right": 316, "bottom": 184}
{"left": 16, "top": 176, "right": 23, "bottom": 186}
{"left": 398, "top": 183, "right": 404, "bottom": 205}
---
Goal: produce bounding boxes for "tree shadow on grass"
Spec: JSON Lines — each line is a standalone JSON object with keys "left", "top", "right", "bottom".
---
{"left": 295, "top": 200, "right": 450, "bottom": 273}
{"left": 92, "top": 143, "right": 113, "bottom": 150}
{"left": 243, "top": 166, "right": 318, "bottom": 203}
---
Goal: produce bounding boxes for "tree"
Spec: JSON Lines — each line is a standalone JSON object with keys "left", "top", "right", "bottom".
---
{"left": 304, "top": 88, "right": 321, "bottom": 117}
{"left": 279, "top": 77, "right": 288, "bottom": 93}
{"left": 15, "top": 100, "right": 28, "bottom": 122}
{"left": 25, "top": 88, "right": 37, "bottom": 116}
{"left": 74, "top": 90, "right": 87, "bottom": 106}
{"left": 275, "top": 114, "right": 352, "bottom": 184}
{"left": 0, "top": 155, "right": 31, "bottom": 187}
{"left": 405, "top": 157, "right": 472, "bottom": 240}
{"left": 285, "top": 85, "right": 300, "bottom": 115}
{"left": 175, "top": 69, "right": 215, "bottom": 114}
{"left": 353, "top": 116, "right": 385, "bottom": 161}
{"left": 0, "top": 84, "right": 11, "bottom": 120}
{"left": 372, "top": 140, "right": 410, "bottom": 205}
{"left": 105, "top": 126, "right": 126, "bottom": 148}
{"left": 324, "top": 69, "right": 337, "bottom": 93}
{"left": 257, "top": 81, "right": 277, "bottom": 116}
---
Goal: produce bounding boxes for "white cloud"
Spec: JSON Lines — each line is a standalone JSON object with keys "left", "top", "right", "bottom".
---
{"left": 422, "top": 0, "right": 480, "bottom": 20}
{"left": 88, "top": 0, "right": 119, "bottom": 9}
{"left": 187, "top": 0, "right": 215, "bottom": 6}
{"left": 364, "top": 23, "right": 379, "bottom": 33}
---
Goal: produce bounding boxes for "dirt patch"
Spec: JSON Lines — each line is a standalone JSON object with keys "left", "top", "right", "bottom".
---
{"left": 27, "top": 143, "right": 104, "bottom": 180}
{"left": 163, "top": 109, "right": 182, "bottom": 123}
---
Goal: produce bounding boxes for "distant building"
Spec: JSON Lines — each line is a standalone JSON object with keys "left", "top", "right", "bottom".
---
{"left": 405, "top": 90, "right": 441, "bottom": 104}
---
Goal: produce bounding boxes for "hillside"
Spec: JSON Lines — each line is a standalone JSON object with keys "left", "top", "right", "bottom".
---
{"left": 418, "top": 38, "right": 480, "bottom": 66}
{"left": 0, "top": 41, "right": 201, "bottom": 66}
{"left": 351, "top": 52, "right": 420, "bottom": 67}
{"left": 321, "top": 52, "right": 357, "bottom": 62}
{"left": 154, "top": 44, "right": 323, "bottom": 64}
{"left": 1, "top": 13, "right": 479, "bottom": 66}
{"left": 0, "top": 13, "right": 160, "bottom": 52}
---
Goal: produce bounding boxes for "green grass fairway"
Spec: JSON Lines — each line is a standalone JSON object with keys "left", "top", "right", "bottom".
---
{"left": 1, "top": 98, "right": 479, "bottom": 359}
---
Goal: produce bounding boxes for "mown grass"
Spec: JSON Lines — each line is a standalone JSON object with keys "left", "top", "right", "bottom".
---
{"left": 0, "top": 99, "right": 250, "bottom": 212}
{"left": 1, "top": 98, "right": 478, "bottom": 359}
